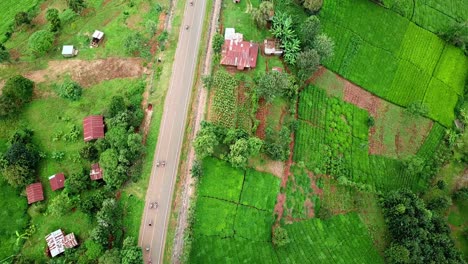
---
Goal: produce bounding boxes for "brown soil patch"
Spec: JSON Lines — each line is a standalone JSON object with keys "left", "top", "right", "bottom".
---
{"left": 127, "top": 14, "right": 143, "bottom": 30}
{"left": 307, "top": 172, "right": 324, "bottom": 197}
{"left": 250, "top": 156, "right": 284, "bottom": 178}
{"left": 24, "top": 58, "right": 145, "bottom": 87}
{"left": 277, "top": 106, "right": 287, "bottom": 130}
{"left": 343, "top": 81, "right": 381, "bottom": 117}
{"left": 255, "top": 99, "right": 268, "bottom": 139}
{"left": 273, "top": 193, "right": 285, "bottom": 220}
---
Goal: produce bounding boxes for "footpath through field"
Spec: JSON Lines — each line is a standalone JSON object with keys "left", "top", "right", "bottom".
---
{"left": 137, "top": 0, "right": 208, "bottom": 263}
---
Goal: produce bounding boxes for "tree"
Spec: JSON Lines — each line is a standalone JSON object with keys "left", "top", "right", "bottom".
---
{"left": 127, "top": 133, "right": 144, "bottom": 160}
{"left": 300, "top": 16, "right": 321, "bottom": 48}
{"left": 14, "top": 12, "right": 31, "bottom": 27}
{"left": 124, "top": 33, "right": 147, "bottom": 56}
{"left": 91, "top": 199, "right": 121, "bottom": 247}
{"left": 271, "top": 12, "right": 301, "bottom": 65}
{"left": 121, "top": 237, "right": 143, "bottom": 264}
{"left": 84, "top": 240, "right": 104, "bottom": 261}
{"left": 403, "top": 156, "right": 424, "bottom": 175}
{"left": 190, "top": 159, "right": 203, "bottom": 177}
{"left": 0, "top": 43, "right": 10, "bottom": 63}
{"left": 303, "top": 0, "right": 323, "bottom": 12}
{"left": 28, "top": 30, "right": 54, "bottom": 55}
{"left": 99, "top": 249, "right": 121, "bottom": 264}
{"left": 272, "top": 227, "right": 290, "bottom": 247}
{"left": 212, "top": 33, "right": 224, "bottom": 53}
{"left": 0, "top": 75, "right": 34, "bottom": 118}
{"left": 1, "top": 164, "right": 33, "bottom": 188}
{"left": 65, "top": 169, "right": 90, "bottom": 194}
{"left": 251, "top": 1, "right": 274, "bottom": 28}
{"left": 385, "top": 244, "right": 410, "bottom": 264}
{"left": 296, "top": 49, "right": 320, "bottom": 84}
{"left": 255, "top": 71, "right": 294, "bottom": 102}
{"left": 48, "top": 192, "right": 72, "bottom": 216}
{"left": 80, "top": 143, "right": 99, "bottom": 161}
{"left": 281, "top": 37, "right": 301, "bottom": 65}
{"left": 108, "top": 96, "right": 126, "bottom": 118}
{"left": 46, "top": 8, "right": 61, "bottom": 32}
{"left": 100, "top": 148, "right": 126, "bottom": 189}
{"left": 228, "top": 137, "right": 263, "bottom": 168}
{"left": 145, "top": 20, "right": 158, "bottom": 36}
{"left": 57, "top": 79, "right": 82, "bottom": 100}
{"left": 67, "top": 0, "right": 86, "bottom": 13}
{"left": 193, "top": 125, "right": 219, "bottom": 159}
{"left": 427, "top": 196, "right": 452, "bottom": 211}
{"left": 313, "top": 34, "right": 334, "bottom": 61}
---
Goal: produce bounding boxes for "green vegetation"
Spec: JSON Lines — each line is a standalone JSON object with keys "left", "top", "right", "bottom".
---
{"left": 319, "top": 0, "right": 468, "bottom": 126}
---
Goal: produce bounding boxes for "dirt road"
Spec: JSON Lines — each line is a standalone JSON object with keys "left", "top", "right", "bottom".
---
{"left": 137, "top": 0, "right": 208, "bottom": 263}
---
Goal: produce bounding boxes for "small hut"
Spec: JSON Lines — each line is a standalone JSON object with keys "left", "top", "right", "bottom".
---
{"left": 90, "top": 30, "right": 105, "bottom": 48}
{"left": 61, "top": 45, "right": 78, "bottom": 57}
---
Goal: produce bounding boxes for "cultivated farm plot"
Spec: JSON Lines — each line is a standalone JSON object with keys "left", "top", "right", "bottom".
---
{"left": 276, "top": 213, "right": 384, "bottom": 264}
{"left": 319, "top": 0, "right": 466, "bottom": 127}
{"left": 193, "top": 197, "right": 237, "bottom": 237}
{"left": 199, "top": 158, "right": 244, "bottom": 202}
{"left": 240, "top": 169, "right": 280, "bottom": 211}
{"left": 234, "top": 205, "right": 274, "bottom": 241}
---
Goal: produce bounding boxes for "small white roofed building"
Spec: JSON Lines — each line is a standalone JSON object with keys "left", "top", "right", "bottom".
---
{"left": 61, "top": 45, "right": 78, "bottom": 57}
{"left": 224, "top": 28, "right": 243, "bottom": 42}
{"left": 45, "top": 230, "right": 65, "bottom": 257}
{"left": 90, "top": 30, "right": 105, "bottom": 48}
{"left": 45, "top": 229, "right": 78, "bottom": 258}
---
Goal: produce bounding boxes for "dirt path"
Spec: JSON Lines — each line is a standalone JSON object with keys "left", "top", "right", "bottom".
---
{"left": 24, "top": 58, "right": 145, "bottom": 87}
{"left": 171, "top": 0, "right": 222, "bottom": 262}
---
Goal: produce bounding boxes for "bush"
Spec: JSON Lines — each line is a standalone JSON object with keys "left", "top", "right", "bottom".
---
{"left": 303, "top": 0, "right": 323, "bottom": 12}
{"left": 59, "top": 9, "right": 77, "bottom": 24}
{"left": 14, "top": 12, "right": 31, "bottom": 27}
{"left": 46, "top": 8, "right": 61, "bottom": 32}
{"left": 272, "top": 227, "right": 290, "bottom": 247}
{"left": 124, "top": 32, "right": 147, "bottom": 56}
{"left": 441, "top": 21, "right": 468, "bottom": 55}
{"left": 28, "top": 30, "right": 54, "bottom": 55}
{"left": 212, "top": 34, "right": 224, "bottom": 53}
{"left": 0, "top": 44, "right": 10, "bottom": 63}
{"left": 56, "top": 79, "right": 82, "bottom": 101}
{"left": 67, "top": 0, "right": 86, "bottom": 14}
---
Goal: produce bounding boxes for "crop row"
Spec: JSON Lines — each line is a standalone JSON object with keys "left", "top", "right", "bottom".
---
{"left": 298, "top": 85, "right": 327, "bottom": 127}
{"left": 416, "top": 122, "right": 445, "bottom": 159}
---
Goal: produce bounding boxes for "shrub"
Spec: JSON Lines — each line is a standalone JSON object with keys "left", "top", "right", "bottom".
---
{"left": 212, "top": 33, "right": 224, "bottom": 53}
{"left": 272, "top": 227, "right": 290, "bottom": 247}
{"left": 46, "top": 8, "right": 61, "bottom": 32}
{"left": 0, "top": 43, "right": 10, "bottom": 63}
{"left": 303, "top": 0, "right": 323, "bottom": 12}
{"left": 56, "top": 79, "right": 82, "bottom": 100}
{"left": 124, "top": 32, "right": 148, "bottom": 57}
{"left": 28, "top": 30, "right": 54, "bottom": 55}
{"left": 67, "top": 0, "right": 86, "bottom": 14}
{"left": 14, "top": 12, "right": 31, "bottom": 27}
{"left": 59, "top": 9, "right": 77, "bottom": 24}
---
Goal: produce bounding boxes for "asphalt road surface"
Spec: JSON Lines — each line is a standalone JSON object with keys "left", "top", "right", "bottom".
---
{"left": 138, "top": 0, "right": 207, "bottom": 263}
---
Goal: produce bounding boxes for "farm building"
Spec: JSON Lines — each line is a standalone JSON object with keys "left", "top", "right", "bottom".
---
{"left": 49, "top": 173, "right": 65, "bottom": 191}
{"left": 61, "top": 45, "right": 78, "bottom": 57}
{"left": 264, "top": 39, "right": 283, "bottom": 55}
{"left": 45, "top": 229, "right": 78, "bottom": 258}
{"left": 90, "top": 163, "right": 103, "bottom": 180}
{"left": 221, "top": 29, "right": 258, "bottom": 70}
{"left": 90, "top": 30, "right": 105, "bottom": 48}
{"left": 26, "top": 182, "right": 44, "bottom": 204}
{"left": 83, "top": 115, "right": 105, "bottom": 142}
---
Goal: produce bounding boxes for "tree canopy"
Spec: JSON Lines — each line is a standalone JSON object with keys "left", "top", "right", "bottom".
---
{"left": 28, "top": 30, "right": 54, "bottom": 55}
{"left": 255, "top": 71, "right": 295, "bottom": 102}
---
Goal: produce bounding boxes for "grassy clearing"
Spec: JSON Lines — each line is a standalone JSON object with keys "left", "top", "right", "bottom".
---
{"left": 0, "top": 0, "right": 40, "bottom": 39}
{"left": 0, "top": 181, "right": 29, "bottom": 260}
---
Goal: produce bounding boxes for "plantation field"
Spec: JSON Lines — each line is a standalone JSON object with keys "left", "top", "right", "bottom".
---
{"left": 190, "top": 158, "right": 280, "bottom": 262}
{"left": 381, "top": 0, "right": 468, "bottom": 34}
{"left": 276, "top": 213, "right": 384, "bottom": 264}
{"left": 295, "top": 85, "right": 438, "bottom": 191}
{"left": 319, "top": 0, "right": 468, "bottom": 127}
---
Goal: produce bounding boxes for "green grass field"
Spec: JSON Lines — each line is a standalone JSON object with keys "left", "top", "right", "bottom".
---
{"left": 240, "top": 169, "right": 280, "bottom": 211}
{"left": 0, "top": 0, "right": 40, "bottom": 40}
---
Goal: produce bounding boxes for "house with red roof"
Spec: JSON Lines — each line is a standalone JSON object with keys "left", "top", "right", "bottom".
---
{"left": 221, "top": 29, "right": 259, "bottom": 70}
{"left": 26, "top": 182, "right": 44, "bottom": 204}
{"left": 83, "top": 115, "right": 105, "bottom": 142}
{"left": 90, "top": 163, "right": 103, "bottom": 180}
{"left": 49, "top": 173, "right": 65, "bottom": 191}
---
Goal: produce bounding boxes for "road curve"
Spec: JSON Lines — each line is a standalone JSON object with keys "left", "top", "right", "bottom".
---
{"left": 138, "top": 0, "right": 207, "bottom": 263}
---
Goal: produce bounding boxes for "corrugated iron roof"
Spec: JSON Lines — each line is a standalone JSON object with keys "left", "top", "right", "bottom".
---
{"left": 63, "top": 233, "right": 78, "bottom": 249}
{"left": 49, "top": 173, "right": 65, "bottom": 191}
{"left": 90, "top": 163, "right": 103, "bottom": 180}
{"left": 45, "top": 229, "right": 65, "bottom": 257}
{"left": 83, "top": 115, "right": 105, "bottom": 142}
{"left": 26, "top": 183, "right": 44, "bottom": 204}
{"left": 221, "top": 39, "right": 259, "bottom": 70}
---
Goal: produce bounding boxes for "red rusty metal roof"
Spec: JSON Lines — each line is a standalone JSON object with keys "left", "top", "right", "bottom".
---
{"left": 49, "top": 173, "right": 65, "bottom": 191}
{"left": 90, "top": 163, "right": 103, "bottom": 180}
{"left": 26, "top": 182, "right": 44, "bottom": 204}
{"left": 221, "top": 39, "right": 259, "bottom": 70}
{"left": 63, "top": 233, "right": 78, "bottom": 248}
{"left": 83, "top": 115, "right": 105, "bottom": 142}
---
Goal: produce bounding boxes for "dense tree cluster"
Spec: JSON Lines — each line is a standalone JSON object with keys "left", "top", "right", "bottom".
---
{"left": 271, "top": 12, "right": 301, "bottom": 65}
{"left": 90, "top": 198, "right": 122, "bottom": 248}
{"left": 99, "top": 95, "right": 144, "bottom": 189}
{"left": 442, "top": 21, "right": 468, "bottom": 55}
{"left": 254, "top": 71, "right": 298, "bottom": 102}
{"left": 0, "top": 129, "right": 40, "bottom": 188}
{"left": 193, "top": 122, "right": 263, "bottom": 168}
{"left": 251, "top": 1, "right": 274, "bottom": 28}
{"left": 381, "top": 189, "right": 464, "bottom": 264}
{"left": 0, "top": 75, "right": 34, "bottom": 118}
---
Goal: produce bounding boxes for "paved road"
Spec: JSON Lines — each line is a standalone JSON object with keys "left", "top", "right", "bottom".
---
{"left": 138, "top": 1, "right": 207, "bottom": 263}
